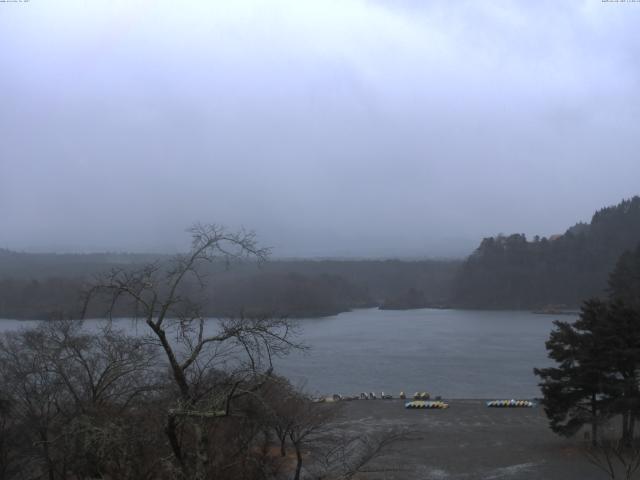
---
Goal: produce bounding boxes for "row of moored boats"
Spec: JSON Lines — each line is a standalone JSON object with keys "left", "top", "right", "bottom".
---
{"left": 315, "top": 392, "right": 535, "bottom": 409}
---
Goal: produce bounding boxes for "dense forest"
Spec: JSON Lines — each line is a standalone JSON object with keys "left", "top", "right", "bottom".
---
{"left": 452, "top": 196, "right": 640, "bottom": 309}
{"left": 2, "top": 196, "right": 639, "bottom": 319}
{"left": 0, "top": 251, "right": 460, "bottom": 319}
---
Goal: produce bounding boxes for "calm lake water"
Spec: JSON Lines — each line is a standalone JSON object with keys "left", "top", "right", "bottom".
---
{"left": 0, "top": 308, "right": 571, "bottom": 399}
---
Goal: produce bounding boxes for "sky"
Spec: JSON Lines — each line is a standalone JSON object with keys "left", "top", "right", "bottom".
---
{"left": 1, "top": 0, "right": 639, "bottom": 258}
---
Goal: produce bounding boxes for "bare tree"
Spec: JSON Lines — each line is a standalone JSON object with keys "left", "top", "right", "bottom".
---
{"left": 0, "top": 324, "right": 73, "bottom": 480}
{"left": 585, "top": 436, "right": 640, "bottom": 480}
{"left": 82, "top": 224, "right": 301, "bottom": 479}
{"left": 248, "top": 375, "right": 410, "bottom": 480}
{"left": 259, "top": 376, "right": 299, "bottom": 458}
{"left": 311, "top": 429, "right": 414, "bottom": 480}
{"left": 284, "top": 398, "right": 339, "bottom": 480}
{"left": 0, "top": 320, "right": 160, "bottom": 480}
{"left": 0, "top": 393, "right": 20, "bottom": 480}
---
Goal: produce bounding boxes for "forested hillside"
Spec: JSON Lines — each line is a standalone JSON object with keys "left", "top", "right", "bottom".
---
{"left": 0, "top": 251, "right": 459, "bottom": 319}
{"left": 452, "top": 196, "right": 640, "bottom": 309}
{"left": 4, "top": 196, "right": 638, "bottom": 318}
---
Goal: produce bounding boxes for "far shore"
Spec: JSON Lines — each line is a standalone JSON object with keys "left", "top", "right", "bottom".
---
{"left": 0, "top": 304, "right": 586, "bottom": 323}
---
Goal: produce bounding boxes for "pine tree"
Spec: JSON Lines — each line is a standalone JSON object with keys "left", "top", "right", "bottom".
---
{"left": 609, "top": 243, "right": 640, "bottom": 311}
{"left": 535, "top": 242, "right": 640, "bottom": 445}
{"left": 534, "top": 300, "right": 613, "bottom": 445}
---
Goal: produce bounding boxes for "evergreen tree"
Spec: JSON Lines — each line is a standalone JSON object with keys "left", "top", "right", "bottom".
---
{"left": 600, "top": 300, "right": 640, "bottom": 445}
{"left": 534, "top": 300, "right": 613, "bottom": 445}
{"left": 535, "top": 244, "right": 640, "bottom": 445}
{"left": 609, "top": 243, "right": 640, "bottom": 311}
{"left": 455, "top": 196, "right": 640, "bottom": 309}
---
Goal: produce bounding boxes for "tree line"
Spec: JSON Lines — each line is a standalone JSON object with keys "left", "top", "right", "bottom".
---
{"left": 0, "top": 250, "right": 459, "bottom": 320}
{"left": 453, "top": 196, "right": 640, "bottom": 309}
{"left": 3, "top": 195, "right": 639, "bottom": 319}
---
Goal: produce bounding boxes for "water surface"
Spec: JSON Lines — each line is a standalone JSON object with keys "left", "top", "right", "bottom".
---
{"left": 274, "top": 308, "right": 566, "bottom": 398}
{"left": 0, "top": 308, "right": 569, "bottom": 398}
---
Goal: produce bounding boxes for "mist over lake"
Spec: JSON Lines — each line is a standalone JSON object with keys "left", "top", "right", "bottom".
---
{"left": 2, "top": 2, "right": 639, "bottom": 477}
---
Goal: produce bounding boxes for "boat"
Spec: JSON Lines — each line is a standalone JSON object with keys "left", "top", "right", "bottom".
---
{"left": 486, "top": 399, "right": 535, "bottom": 408}
{"left": 405, "top": 400, "right": 449, "bottom": 409}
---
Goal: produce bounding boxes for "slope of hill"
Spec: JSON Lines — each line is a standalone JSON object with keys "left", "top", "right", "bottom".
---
{"left": 452, "top": 196, "right": 640, "bottom": 309}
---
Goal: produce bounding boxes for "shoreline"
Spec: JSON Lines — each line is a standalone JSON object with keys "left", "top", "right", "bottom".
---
{"left": 331, "top": 399, "right": 602, "bottom": 479}
{"left": 316, "top": 396, "right": 543, "bottom": 403}
{"left": 0, "top": 305, "right": 582, "bottom": 322}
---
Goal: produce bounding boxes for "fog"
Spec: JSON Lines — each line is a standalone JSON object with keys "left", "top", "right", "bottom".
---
{"left": 1, "top": 1, "right": 639, "bottom": 257}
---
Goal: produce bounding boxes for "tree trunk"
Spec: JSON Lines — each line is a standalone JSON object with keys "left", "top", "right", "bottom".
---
{"left": 280, "top": 436, "right": 287, "bottom": 457}
{"left": 591, "top": 393, "right": 598, "bottom": 447}
{"left": 165, "top": 414, "right": 186, "bottom": 477}
{"left": 194, "top": 422, "right": 209, "bottom": 480}
{"left": 622, "top": 411, "right": 630, "bottom": 446}
{"left": 146, "top": 320, "right": 191, "bottom": 399}
{"left": 39, "top": 429, "right": 55, "bottom": 480}
{"left": 293, "top": 444, "right": 302, "bottom": 480}
{"left": 261, "top": 429, "right": 271, "bottom": 457}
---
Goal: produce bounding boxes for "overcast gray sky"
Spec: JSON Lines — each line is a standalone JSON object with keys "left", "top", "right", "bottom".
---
{"left": 1, "top": 0, "right": 639, "bottom": 257}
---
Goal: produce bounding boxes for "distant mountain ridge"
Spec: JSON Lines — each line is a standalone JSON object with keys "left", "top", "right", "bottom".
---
{"left": 452, "top": 196, "right": 640, "bottom": 309}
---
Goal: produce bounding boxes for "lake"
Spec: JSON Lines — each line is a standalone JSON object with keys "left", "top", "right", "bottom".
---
{"left": 0, "top": 308, "right": 570, "bottom": 399}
